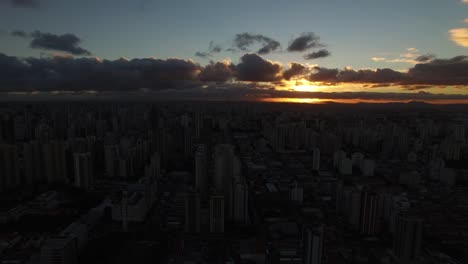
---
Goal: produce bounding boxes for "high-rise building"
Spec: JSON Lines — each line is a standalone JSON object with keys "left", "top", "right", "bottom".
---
{"left": 43, "top": 141, "right": 68, "bottom": 183}
{"left": 232, "top": 180, "right": 249, "bottom": 224}
{"left": 214, "top": 144, "right": 235, "bottom": 193}
{"left": 195, "top": 145, "right": 208, "bottom": 200}
{"left": 73, "top": 152, "right": 93, "bottom": 190}
{"left": 359, "top": 191, "right": 383, "bottom": 236}
{"left": 209, "top": 194, "right": 225, "bottom": 233}
{"left": 0, "top": 144, "right": 20, "bottom": 191}
{"left": 104, "top": 145, "right": 119, "bottom": 178}
{"left": 23, "top": 141, "right": 43, "bottom": 185}
{"left": 302, "top": 225, "right": 324, "bottom": 264}
{"left": 393, "top": 214, "right": 422, "bottom": 263}
{"left": 184, "top": 191, "right": 201, "bottom": 233}
{"left": 290, "top": 180, "right": 304, "bottom": 204}
{"left": 312, "top": 148, "right": 320, "bottom": 171}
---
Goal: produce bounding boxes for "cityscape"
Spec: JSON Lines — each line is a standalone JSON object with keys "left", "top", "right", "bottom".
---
{"left": 0, "top": 101, "right": 467, "bottom": 264}
{"left": 1, "top": 0, "right": 468, "bottom": 263}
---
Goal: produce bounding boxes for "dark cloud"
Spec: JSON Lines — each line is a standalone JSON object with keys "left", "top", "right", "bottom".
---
{"left": 407, "top": 56, "right": 468, "bottom": 86}
{"left": 236, "top": 53, "right": 282, "bottom": 82}
{"left": 10, "top": 0, "right": 39, "bottom": 8}
{"left": 415, "top": 54, "right": 435, "bottom": 63}
{"left": 29, "top": 31, "right": 91, "bottom": 56}
{"left": 309, "top": 67, "right": 339, "bottom": 82}
{"left": 233, "top": 33, "right": 281, "bottom": 54}
{"left": 11, "top": 30, "right": 28, "bottom": 38}
{"left": 283, "top": 63, "right": 307, "bottom": 80}
{"left": 287, "top": 32, "right": 323, "bottom": 52}
{"left": 0, "top": 53, "right": 202, "bottom": 91}
{"left": 304, "top": 49, "right": 331, "bottom": 60}
{"left": 199, "top": 61, "right": 236, "bottom": 82}
{"left": 195, "top": 41, "right": 222, "bottom": 58}
{"left": 308, "top": 56, "right": 468, "bottom": 87}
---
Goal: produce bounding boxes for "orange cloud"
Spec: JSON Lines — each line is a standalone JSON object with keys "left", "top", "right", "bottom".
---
{"left": 449, "top": 28, "right": 468, "bottom": 47}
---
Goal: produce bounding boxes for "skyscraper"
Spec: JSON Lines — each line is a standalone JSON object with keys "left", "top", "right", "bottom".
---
{"left": 209, "top": 194, "right": 225, "bottom": 233}
{"left": 302, "top": 224, "right": 324, "bottom": 264}
{"left": 393, "top": 214, "right": 422, "bottom": 263}
{"left": 359, "top": 191, "right": 383, "bottom": 236}
{"left": 184, "top": 191, "right": 201, "bottom": 233}
{"left": 232, "top": 180, "right": 249, "bottom": 224}
{"left": 312, "top": 148, "right": 320, "bottom": 171}
{"left": 73, "top": 152, "right": 93, "bottom": 190}
{"left": 195, "top": 144, "right": 208, "bottom": 200}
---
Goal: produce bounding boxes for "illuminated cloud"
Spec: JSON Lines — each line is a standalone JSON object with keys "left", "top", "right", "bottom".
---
{"left": 199, "top": 60, "right": 235, "bottom": 82}
{"left": 283, "top": 62, "right": 308, "bottom": 80}
{"left": 233, "top": 33, "right": 281, "bottom": 54}
{"left": 371, "top": 57, "right": 386, "bottom": 62}
{"left": 449, "top": 28, "right": 468, "bottom": 47}
{"left": 463, "top": 18, "right": 468, "bottom": 23}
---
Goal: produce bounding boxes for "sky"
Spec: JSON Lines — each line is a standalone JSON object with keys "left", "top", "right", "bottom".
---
{"left": 0, "top": 0, "right": 467, "bottom": 102}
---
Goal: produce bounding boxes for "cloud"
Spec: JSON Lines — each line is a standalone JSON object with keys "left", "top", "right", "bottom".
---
{"left": 233, "top": 33, "right": 281, "bottom": 54}
{"left": 0, "top": 53, "right": 202, "bottom": 91}
{"left": 198, "top": 60, "right": 235, "bottom": 82}
{"left": 283, "top": 62, "right": 308, "bottom": 80}
{"left": 287, "top": 32, "right": 323, "bottom": 52}
{"left": 372, "top": 57, "right": 386, "bottom": 62}
{"left": 407, "top": 56, "right": 468, "bottom": 85}
{"left": 415, "top": 54, "right": 435, "bottom": 63}
{"left": 29, "top": 31, "right": 92, "bottom": 55}
{"left": 463, "top": 18, "right": 468, "bottom": 24}
{"left": 195, "top": 41, "right": 222, "bottom": 58}
{"left": 449, "top": 28, "right": 468, "bottom": 47}
{"left": 11, "top": 30, "right": 28, "bottom": 38}
{"left": 236, "top": 53, "right": 283, "bottom": 82}
{"left": 308, "top": 56, "right": 468, "bottom": 87}
{"left": 10, "top": 0, "right": 39, "bottom": 8}
{"left": 304, "top": 49, "right": 331, "bottom": 60}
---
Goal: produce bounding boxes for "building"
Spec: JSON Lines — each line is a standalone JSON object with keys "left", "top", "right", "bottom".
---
{"left": 184, "top": 191, "right": 201, "bottom": 233}
{"left": 40, "top": 236, "right": 78, "bottom": 264}
{"left": 73, "top": 152, "right": 93, "bottom": 190}
{"left": 232, "top": 180, "right": 249, "bottom": 224}
{"left": 393, "top": 213, "right": 423, "bottom": 263}
{"left": 312, "top": 148, "right": 320, "bottom": 171}
{"left": 302, "top": 225, "right": 324, "bottom": 264}
{"left": 209, "top": 194, "right": 225, "bottom": 233}
{"left": 195, "top": 144, "right": 208, "bottom": 200}
{"left": 359, "top": 191, "right": 383, "bottom": 236}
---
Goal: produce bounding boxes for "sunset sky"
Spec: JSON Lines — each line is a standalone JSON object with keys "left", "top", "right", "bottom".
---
{"left": 0, "top": 0, "right": 467, "bottom": 102}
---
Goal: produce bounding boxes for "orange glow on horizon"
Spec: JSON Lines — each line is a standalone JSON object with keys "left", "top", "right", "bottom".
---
{"left": 259, "top": 97, "right": 468, "bottom": 105}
